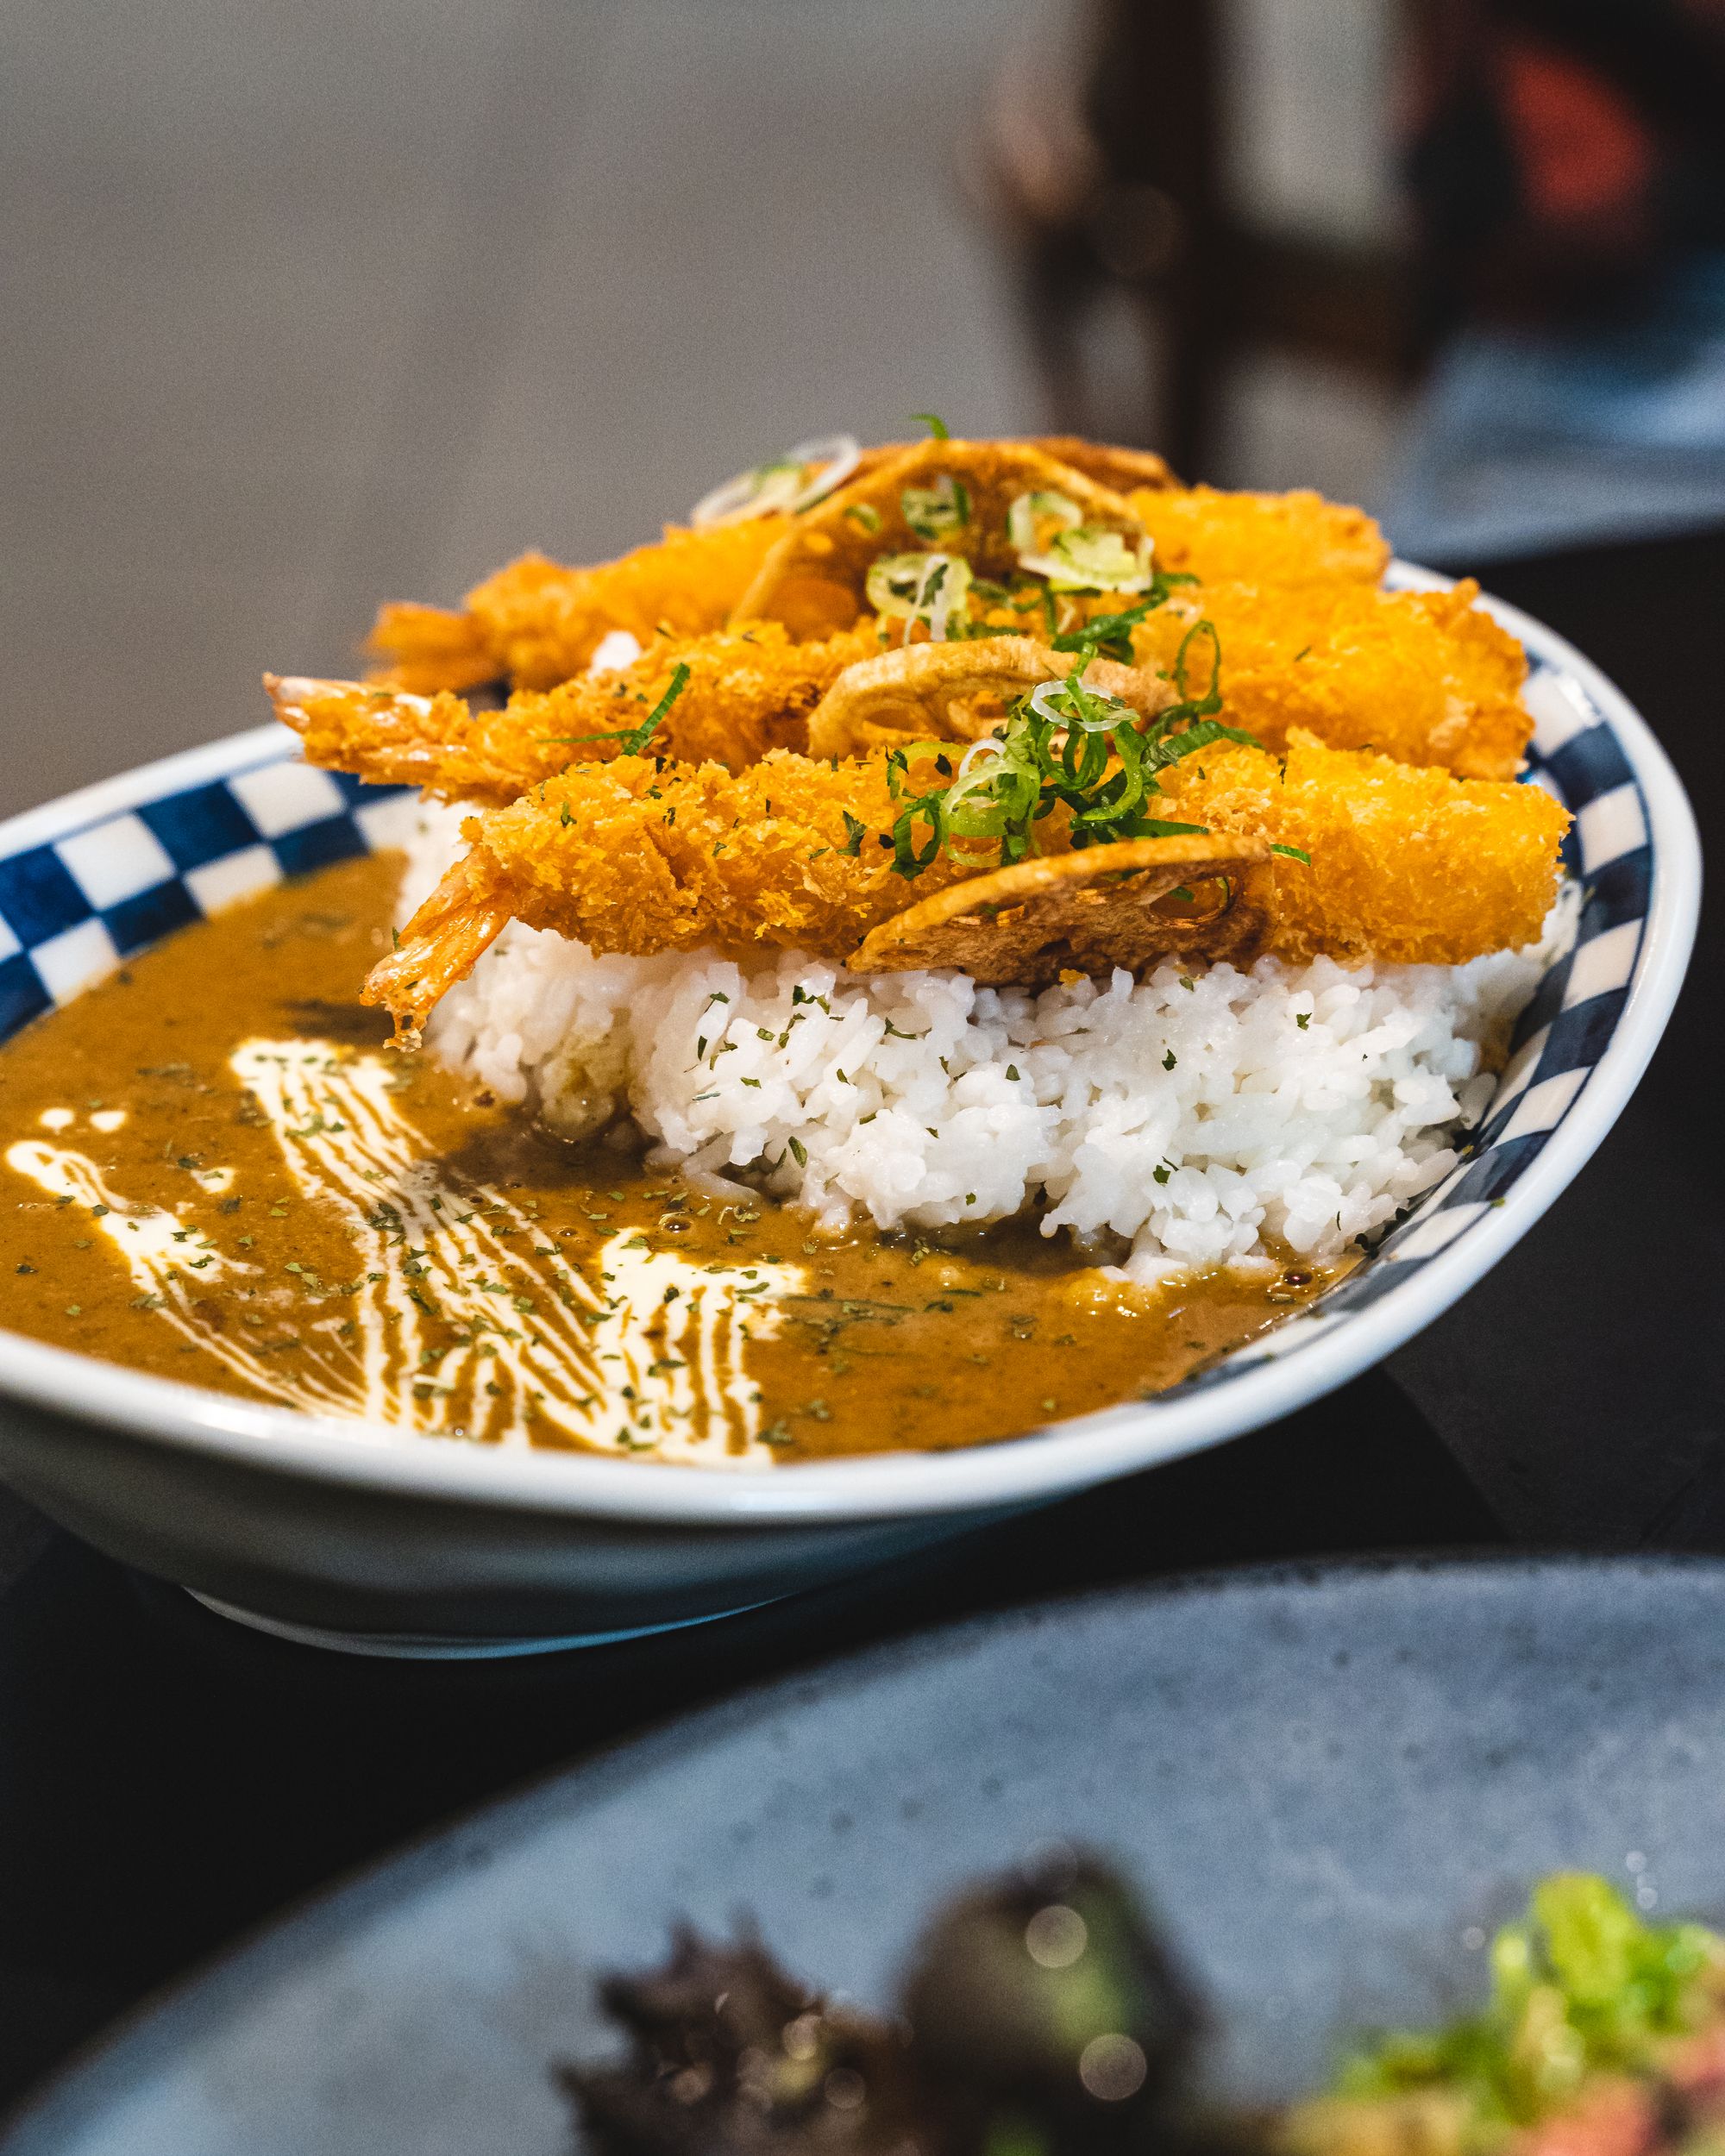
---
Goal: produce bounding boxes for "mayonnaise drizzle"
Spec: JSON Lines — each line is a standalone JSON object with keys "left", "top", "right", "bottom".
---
{"left": 6, "top": 1038, "right": 803, "bottom": 1463}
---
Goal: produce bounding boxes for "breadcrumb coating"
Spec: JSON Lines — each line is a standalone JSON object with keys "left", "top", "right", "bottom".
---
{"left": 1133, "top": 576, "right": 1532, "bottom": 780}
{"left": 306, "top": 575, "right": 1527, "bottom": 805}
{"left": 1126, "top": 485, "right": 1391, "bottom": 586}
{"left": 468, "top": 749, "right": 976, "bottom": 959}
{"left": 1161, "top": 732, "right": 1571, "bottom": 965}
{"left": 357, "top": 602, "right": 498, "bottom": 697}
{"left": 267, "top": 624, "right": 877, "bottom": 804}
{"left": 365, "top": 519, "right": 784, "bottom": 694}
{"left": 320, "top": 449, "right": 1566, "bottom": 1037}
{"left": 360, "top": 481, "right": 1379, "bottom": 702}
{"left": 363, "top": 746, "right": 976, "bottom": 1033}
{"left": 366, "top": 736, "right": 1569, "bottom": 1031}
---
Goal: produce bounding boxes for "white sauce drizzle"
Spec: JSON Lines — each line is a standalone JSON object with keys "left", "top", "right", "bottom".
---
{"left": 6, "top": 1037, "right": 803, "bottom": 1464}
{"left": 1, "top": 1140, "right": 326, "bottom": 1409}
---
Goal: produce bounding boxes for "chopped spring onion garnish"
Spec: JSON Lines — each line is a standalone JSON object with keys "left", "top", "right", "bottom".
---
{"left": 900, "top": 473, "right": 972, "bottom": 542}
{"left": 1007, "top": 489, "right": 1082, "bottom": 558}
{"left": 865, "top": 551, "right": 973, "bottom": 642}
{"left": 688, "top": 433, "right": 862, "bottom": 528}
{"left": 1270, "top": 843, "right": 1311, "bottom": 864}
{"left": 1048, "top": 573, "right": 1197, "bottom": 662}
{"left": 1031, "top": 525, "right": 1155, "bottom": 593}
{"left": 885, "top": 621, "right": 1251, "bottom": 879}
{"left": 912, "top": 412, "right": 951, "bottom": 440}
{"left": 1007, "top": 490, "right": 1156, "bottom": 591}
{"left": 543, "top": 661, "right": 692, "bottom": 755}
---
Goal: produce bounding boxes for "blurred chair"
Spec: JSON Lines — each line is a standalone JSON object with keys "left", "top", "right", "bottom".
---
{"left": 962, "top": 0, "right": 1425, "bottom": 479}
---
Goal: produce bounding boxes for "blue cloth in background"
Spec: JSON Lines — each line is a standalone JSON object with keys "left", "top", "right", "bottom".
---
{"left": 1383, "top": 253, "right": 1725, "bottom": 565}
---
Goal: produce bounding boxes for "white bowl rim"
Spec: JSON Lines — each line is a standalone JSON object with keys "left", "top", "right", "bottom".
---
{"left": 0, "top": 571, "right": 1700, "bottom": 1527}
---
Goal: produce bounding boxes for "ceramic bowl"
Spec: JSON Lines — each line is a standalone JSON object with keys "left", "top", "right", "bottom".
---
{"left": 0, "top": 573, "right": 1699, "bottom": 1652}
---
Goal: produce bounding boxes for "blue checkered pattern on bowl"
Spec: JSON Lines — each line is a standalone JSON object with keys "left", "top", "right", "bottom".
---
{"left": 0, "top": 743, "right": 415, "bottom": 1043}
{"left": 1182, "top": 630, "right": 1654, "bottom": 1385}
{"left": 0, "top": 595, "right": 1658, "bottom": 1401}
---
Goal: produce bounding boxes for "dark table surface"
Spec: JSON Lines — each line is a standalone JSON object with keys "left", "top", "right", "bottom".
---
{"left": 0, "top": 530, "right": 1719, "bottom": 2122}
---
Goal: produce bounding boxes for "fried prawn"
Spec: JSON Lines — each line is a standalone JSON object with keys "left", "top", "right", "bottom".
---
{"left": 267, "top": 624, "right": 877, "bottom": 802}
{"left": 366, "top": 736, "right": 1568, "bottom": 1033}
{"left": 365, "top": 518, "right": 785, "bottom": 695}
{"left": 1132, "top": 577, "right": 1533, "bottom": 780}
{"left": 1126, "top": 485, "right": 1391, "bottom": 587}
{"left": 364, "top": 748, "right": 979, "bottom": 1034}
{"left": 1160, "top": 732, "right": 1569, "bottom": 965}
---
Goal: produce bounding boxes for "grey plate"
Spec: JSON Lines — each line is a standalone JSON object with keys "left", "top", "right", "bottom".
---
{"left": 9, "top": 1557, "right": 1725, "bottom": 2155}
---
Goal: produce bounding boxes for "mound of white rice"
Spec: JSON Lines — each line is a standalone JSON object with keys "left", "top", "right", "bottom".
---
{"left": 401, "top": 804, "right": 1565, "bottom": 1287}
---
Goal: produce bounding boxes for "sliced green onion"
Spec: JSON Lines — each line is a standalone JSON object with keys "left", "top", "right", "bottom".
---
{"left": 689, "top": 433, "right": 862, "bottom": 528}
{"left": 1025, "top": 525, "right": 1155, "bottom": 593}
{"left": 912, "top": 411, "right": 951, "bottom": 440}
{"left": 543, "top": 661, "right": 691, "bottom": 753}
{"left": 885, "top": 638, "right": 1235, "bottom": 880}
{"left": 1007, "top": 489, "right": 1082, "bottom": 558}
{"left": 900, "top": 473, "right": 971, "bottom": 543}
{"left": 865, "top": 552, "right": 973, "bottom": 642}
{"left": 1049, "top": 573, "right": 1197, "bottom": 661}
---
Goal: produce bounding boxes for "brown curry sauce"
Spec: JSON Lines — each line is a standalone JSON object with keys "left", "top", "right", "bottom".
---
{"left": 0, "top": 856, "right": 1334, "bottom": 1461}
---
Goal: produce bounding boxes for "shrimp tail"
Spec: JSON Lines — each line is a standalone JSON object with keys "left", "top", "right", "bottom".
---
{"left": 264, "top": 674, "right": 477, "bottom": 794}
{"left": 361, "top": 850, "right": 513, "bottom": 1044}
{"left": 362, "top": 602, "right": 498, "bottom": 696}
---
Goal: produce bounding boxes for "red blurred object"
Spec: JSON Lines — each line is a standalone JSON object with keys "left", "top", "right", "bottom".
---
{"left": 967, "top": 0, "right": 1725, "bottom": 474}
{"left": 1404, "top": 0, "right": 1725, "bottom": 322}
{"left": 1499, "top": 34, "right": 1654, "bottom": 225}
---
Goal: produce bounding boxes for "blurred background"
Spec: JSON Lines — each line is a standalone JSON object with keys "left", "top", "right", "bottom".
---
{"left": 4, "top": 0, "right": 1722, "bottom": 817}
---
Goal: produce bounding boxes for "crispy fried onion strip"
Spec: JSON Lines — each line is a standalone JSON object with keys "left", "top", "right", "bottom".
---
{"left": 733, "top": 440, "right": 1150, "bottom": 639}
{"left": 1030, "top": 436, "right": 1177, "bottom": 494}
{"left": 849, "top": 836, "right": 1276, "bottom": 987}
{"left": 806, "top": 637, "right": 1174, "bottom": 760}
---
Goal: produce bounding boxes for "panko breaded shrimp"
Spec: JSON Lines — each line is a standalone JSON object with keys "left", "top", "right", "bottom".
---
{"left": 1125, "top": 485, "right": 1391, "bottom": 587}
{"left": 367, "top": 737, "right": 1568, "bottom": 1033}
{"left": 364, "top": 749, "right": 980, "bottom": 1034}
{"left": 365, "top": 518, "right": 786, "bottom": 695}
{"left": 1160, "top": 731, "right": 1570, "bottom": 964}
{"left": 267, "top": 624, "right": 878, "bottom": 803}
{"left": 1133, "top": 577, "right": 1533, "bottom": 780}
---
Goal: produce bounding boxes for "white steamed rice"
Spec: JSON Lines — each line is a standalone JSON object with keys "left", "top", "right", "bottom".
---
{"left": 401, "top": 802, "right": 1568, "bottom": 1288}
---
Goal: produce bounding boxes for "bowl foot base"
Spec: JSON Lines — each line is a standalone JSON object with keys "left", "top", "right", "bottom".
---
{"left": 186, "top": 1590, "right": 770, "bottom": 1658}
